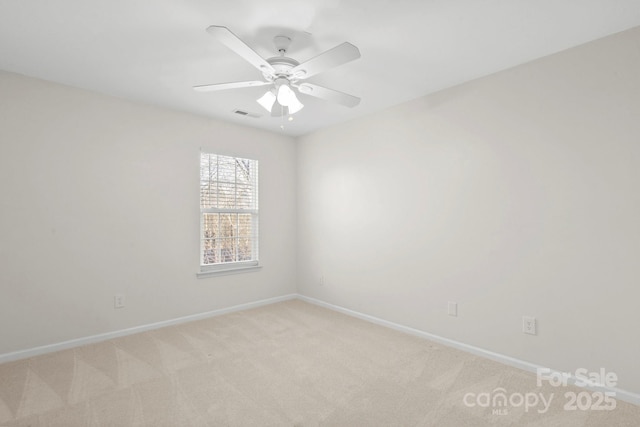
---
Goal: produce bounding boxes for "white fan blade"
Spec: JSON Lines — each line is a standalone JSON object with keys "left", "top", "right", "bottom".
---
{"left": 193, "top": 81, "right": 270, "bottom": 92}
{"left": 297, "top": 83, "right": 360, "bottom": 107}
{"left": 291, "top": 42, "right": 360, "bottom": 79}
{"left": 206, "top": 26, "right": 275, "bottom": 75}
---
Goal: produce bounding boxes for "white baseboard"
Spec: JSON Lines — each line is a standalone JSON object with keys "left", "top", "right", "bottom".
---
{"left": 0, "top": 293, "right": 297, "bottom": 364}
{"left": 297, "top": 294, "right": 640, "bottom": 407}
{"left": 2, "top": 292, "right": 638, "bottom": 407}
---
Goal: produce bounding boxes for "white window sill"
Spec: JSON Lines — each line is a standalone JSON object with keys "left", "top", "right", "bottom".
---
{"left": 197, "top": 263, "right": 262, "bottom": 278}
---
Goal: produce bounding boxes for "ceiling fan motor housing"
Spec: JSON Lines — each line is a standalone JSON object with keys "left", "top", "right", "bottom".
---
{"left": 265, "top": 56, "right": 300, "bottom": 81}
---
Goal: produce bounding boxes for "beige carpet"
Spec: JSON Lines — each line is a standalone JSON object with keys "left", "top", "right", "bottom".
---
{"left": 0, "top": 299, "right": 638, "bottom": 426}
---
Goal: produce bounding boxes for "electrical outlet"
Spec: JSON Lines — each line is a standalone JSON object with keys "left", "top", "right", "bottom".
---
{"left": 319, "top": 275, "right": 325, "bottom": 286}
{"left": 523, "top": 316, "right": 536, "bottom": 335}
{"left": 448, "top": 302, "right": 457, "bottom": 317}
{"left": 114, "top": 294, "right": 125, "bottom": 309}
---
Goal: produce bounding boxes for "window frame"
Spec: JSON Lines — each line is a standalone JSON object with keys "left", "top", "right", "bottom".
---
{"left": 198, "top": 152, "right": 260, "bottom": 278}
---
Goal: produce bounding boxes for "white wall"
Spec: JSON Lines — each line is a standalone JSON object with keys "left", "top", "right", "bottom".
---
{"left": 0, "top": 71, "right": 297, "bottom": 354}
{"left": 297, "top": 27, "right": 640, "bottom": 393}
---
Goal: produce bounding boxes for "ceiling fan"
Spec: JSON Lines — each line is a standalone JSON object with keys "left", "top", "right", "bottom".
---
{"left": 194, "top": 26, "right": 361, "bottom": 117}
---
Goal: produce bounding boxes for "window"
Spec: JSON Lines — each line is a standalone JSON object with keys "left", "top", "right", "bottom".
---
{"left": 199, "top": 153, "right": 259, "bottom": 275}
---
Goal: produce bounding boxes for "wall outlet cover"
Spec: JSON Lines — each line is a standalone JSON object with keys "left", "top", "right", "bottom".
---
{"left": 448, "top": 301, "right": 457, "bottom": 317}
{"left": 114, "top": 294, "right": 125, "bottom": 309}
{"left": 523, "top": 316, "right": 536, "bottom": 335}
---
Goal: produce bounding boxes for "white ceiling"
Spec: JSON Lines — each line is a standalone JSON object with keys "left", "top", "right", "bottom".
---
{"left": 1, "top": 0, "right": 640, "bottom": 137}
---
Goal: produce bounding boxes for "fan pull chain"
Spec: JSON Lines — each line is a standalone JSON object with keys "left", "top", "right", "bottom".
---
{"left": 280, "top": 104, "right": 285, "bottom": 130}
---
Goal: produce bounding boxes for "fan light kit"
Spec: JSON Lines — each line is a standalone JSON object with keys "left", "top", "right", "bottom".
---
{"left": 194, "top": 26, "right": 361, "bottom": 118}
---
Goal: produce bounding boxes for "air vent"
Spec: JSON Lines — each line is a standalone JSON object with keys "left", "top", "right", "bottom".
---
{"left": 233, "top": 110, "right": 261, "bottom": 118}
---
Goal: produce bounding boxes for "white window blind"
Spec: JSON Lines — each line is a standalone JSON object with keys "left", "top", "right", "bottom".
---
{"left": 200, "top": 153, "right": 259, "bottom": 273}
